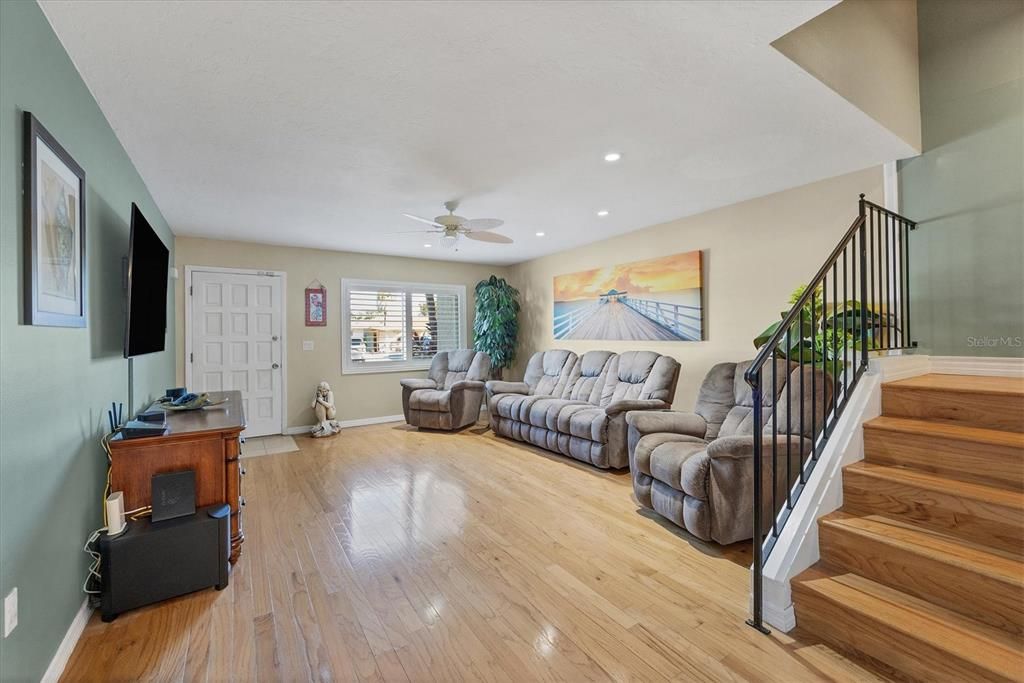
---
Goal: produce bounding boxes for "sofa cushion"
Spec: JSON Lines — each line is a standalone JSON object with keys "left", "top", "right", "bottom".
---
{"left": 632, "top": 433, "right": 704, "bottom": 476}
{"left": 561, "top": 406, "right": 607, "bottom": 441}
{"left": 409, "top": 389, "right": 450, "bottom": 412}
{"left": 523, "top": 397, "right": 590, "bottom": 430}
{"left": 562, "top": 350, "right": 614, "bottom": 404}
{"left": 522, "top": 349, "right": 576, "bottom": 397}
{"left": 599, "top": 351, "right": 680, "bottom": 406}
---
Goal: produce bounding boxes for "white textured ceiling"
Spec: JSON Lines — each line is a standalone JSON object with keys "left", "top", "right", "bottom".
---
{"left": 40, "top": 0, "right": 915, "bottom": 265}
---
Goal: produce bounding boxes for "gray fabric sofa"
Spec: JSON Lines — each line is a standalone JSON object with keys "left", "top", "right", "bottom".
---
{"left": 626, "top": 359, "right": 833, "bottom": 544}
{"left": 401, "top": 349, "right": 491, "bottom": 430}
{"left": 486, "top": 349, "right": 681, "bottom": 469}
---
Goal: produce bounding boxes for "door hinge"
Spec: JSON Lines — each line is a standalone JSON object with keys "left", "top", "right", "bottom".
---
{"left": 189, "top": 285, "right": 193, "bottom": 296}
{"left": 190, "top": 352, "right": 194, "bottom": 363}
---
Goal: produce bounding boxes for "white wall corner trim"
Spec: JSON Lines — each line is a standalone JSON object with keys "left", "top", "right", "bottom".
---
{"left": 882, "top": 160, "right": 899, "bottom": 211}
{"left": 41, "top": 598, "right": 92, "bottom": 683}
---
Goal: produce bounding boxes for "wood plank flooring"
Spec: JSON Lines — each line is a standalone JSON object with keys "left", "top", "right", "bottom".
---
{"left": 62, "top": 422, "right": 887, "bottom": 682}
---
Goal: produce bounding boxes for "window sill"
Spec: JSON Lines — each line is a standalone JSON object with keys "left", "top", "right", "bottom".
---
{"left": 342, "top": 361, "right": 432, "bottom": 376}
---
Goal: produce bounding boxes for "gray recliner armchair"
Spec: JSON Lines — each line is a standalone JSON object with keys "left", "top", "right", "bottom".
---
{"left": 626, "top": 359, "right": 833, "bottom": 545}
{"left": 401, "top": 349, "right": 491, "bottom": 430}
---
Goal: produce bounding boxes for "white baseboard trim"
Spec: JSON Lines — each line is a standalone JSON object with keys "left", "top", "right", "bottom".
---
{"left": 284, "top": 414, "right": 405, "bottom": 435}
{"left": 929, "top": 355, "right": 1024, "bottom": 377}
{"left": 41, "top": 598, "right": 92, "bottom": 683}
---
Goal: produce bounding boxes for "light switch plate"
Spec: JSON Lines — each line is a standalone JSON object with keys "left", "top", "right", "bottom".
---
{"left": 302, "top": 341, "right": 314, "bottom": 351}
{"left": 4, "top": 587, "right": 17, "bottom": 638}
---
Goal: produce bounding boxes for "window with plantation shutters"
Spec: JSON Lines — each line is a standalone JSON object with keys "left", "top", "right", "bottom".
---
{"left": 341, "top": 279, "right": 466, "bottom": 374}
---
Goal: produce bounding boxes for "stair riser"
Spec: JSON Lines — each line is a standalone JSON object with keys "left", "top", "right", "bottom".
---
{"left": 882, "top": 387, "right": 1024, "bottom": 433}
{"left": 842, "top": 471, "right": 1024, "bottom": 556}
{"left": 793, "top": 583, "right": 1017, "bottom": 683}
{"left": 819, "top": 522, "right": 1023, "bottom": 636}
{"left": 863, "top": 427, "right": 1024, "bottom": 492}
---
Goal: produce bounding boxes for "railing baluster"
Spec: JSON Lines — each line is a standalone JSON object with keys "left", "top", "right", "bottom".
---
{"left": 811, "top": 285, "right": 817, "bottom": 459}
{"left": 747, "top": 366, "right": 768, "bottom": 634}
{"left": 799, "top": 304, "right": 806, "bottom": 480}
{"left": 785, "top": 323, "right": 792, "bottom": 510}
{"left": 859, "top": 197, "right": 869, "bottom": 368}
{"left": 771, "top": 348, "right": 778, "bottom": 537}
{"left": 843, "top": 241, "right": 849, "bottom": 403}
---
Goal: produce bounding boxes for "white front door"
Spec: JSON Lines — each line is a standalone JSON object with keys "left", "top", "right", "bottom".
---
{"left": 189, "top": 270, "right": 284, "bottom": 437}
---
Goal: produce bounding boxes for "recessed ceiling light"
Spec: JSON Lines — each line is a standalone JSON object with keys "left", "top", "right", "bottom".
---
{"left": 423, "top": 243, "right": 432, "bottom": 248}
{"left": 604, "top": 152, "right": 621, "bottom": 162}
{"left": 597, "top": 210, "right": 609, "bottom": 217}
{"left": 536, "top": 231, "right": 545, "bottom": 237}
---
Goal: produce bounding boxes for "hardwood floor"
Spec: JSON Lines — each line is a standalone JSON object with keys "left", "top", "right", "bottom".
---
{"left": 63, "top": 422, "right": 886, "bottom": 682}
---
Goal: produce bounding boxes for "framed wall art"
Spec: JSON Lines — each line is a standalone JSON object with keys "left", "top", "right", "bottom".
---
{"left": 553, "top": 250, "right": 703, "bottom": 341}
{"left": 305, "top": 282, "right": 326, "bottom": 326}
{"left": 23, "top": 111, "right": 87, "bottom": 327}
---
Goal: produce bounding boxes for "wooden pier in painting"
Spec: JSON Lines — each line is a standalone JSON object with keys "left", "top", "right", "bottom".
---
{"left": 554, "top": 297, "right": 701, "bottom": 341}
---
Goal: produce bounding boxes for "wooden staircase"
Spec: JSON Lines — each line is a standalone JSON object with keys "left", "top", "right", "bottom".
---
{"left": 792, "top": 374, "right": 1024, "bottom": 682}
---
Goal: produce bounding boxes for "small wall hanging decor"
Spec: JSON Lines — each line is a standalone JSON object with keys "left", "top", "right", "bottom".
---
{"left": 24, "top": 111, "right": 87, "bottom": 327}
{"left": 305, "top": 280, "right": 326, "bottom": 326}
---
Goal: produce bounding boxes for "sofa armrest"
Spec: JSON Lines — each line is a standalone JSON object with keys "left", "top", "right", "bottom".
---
{"left": 705, "top": 434, "right": 812, "bottom": 460}
{"left": 605, "top": 399, "right": 669, "bottom": 417}
{"left": 485, "top": 380, "right": 529, "bottom": 396}
{"left": 450, "top": 379, "right": 485, "bottom": 392}
{"left": 400, "top": 378, "right": 437, "bottom": 390}
{"left": 625, "top": 410, "right": 707, "bottom": 439}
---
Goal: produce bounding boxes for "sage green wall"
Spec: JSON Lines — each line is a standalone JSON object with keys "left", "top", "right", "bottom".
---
{"left": 0, "top": 2, "right": 175, "bottom": 680}
{"left": 899, "top": 0, "right": 1024, "bottom": 357}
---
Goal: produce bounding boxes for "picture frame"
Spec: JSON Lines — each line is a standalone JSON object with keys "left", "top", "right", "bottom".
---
{"left": 23, "top": 111, "right": 87, "bottom": 327}
{"left": 305, "top": 285, "right": 327, "bottom": 326}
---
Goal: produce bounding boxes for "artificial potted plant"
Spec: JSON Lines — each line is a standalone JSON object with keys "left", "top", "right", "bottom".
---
{"left": 473, "top": 275, "right": 520, "bottom": 379}
{"left": 753, "top": 284, "right": 888, "bottom": 380}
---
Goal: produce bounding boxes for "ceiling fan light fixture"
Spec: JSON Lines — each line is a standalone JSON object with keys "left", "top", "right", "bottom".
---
{"left": 439, "top": 233, "right": 459, "bottom": 249}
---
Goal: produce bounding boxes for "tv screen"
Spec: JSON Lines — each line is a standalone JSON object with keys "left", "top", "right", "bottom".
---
{"left": 123, "top": 203, "right": 169, "bottom": 358}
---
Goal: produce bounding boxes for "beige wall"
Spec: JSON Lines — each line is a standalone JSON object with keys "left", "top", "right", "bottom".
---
{"left": 508, "top": 166, "right": 884, "bottom": 411}
{"left": 773, "top": 0, "right": 921, "bottom": 152}
{"left": 174, "top": 237, "right": 510, "bottom": 428}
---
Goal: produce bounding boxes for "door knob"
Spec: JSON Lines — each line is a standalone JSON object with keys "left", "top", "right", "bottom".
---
{"left": 272, "top": 335, "right": 279, "bottom": 341}
{"left": 272, "top": 362, "right": 280, "bottom": 369}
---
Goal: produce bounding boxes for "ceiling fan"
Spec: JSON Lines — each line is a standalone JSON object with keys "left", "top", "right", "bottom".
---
{"left": 394, "top": 201, "right": 512, "bottom": 249}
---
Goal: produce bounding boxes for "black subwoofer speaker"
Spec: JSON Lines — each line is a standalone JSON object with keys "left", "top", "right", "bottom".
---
{"left": 99, "top": 504, "right": 230, "bottom": 621}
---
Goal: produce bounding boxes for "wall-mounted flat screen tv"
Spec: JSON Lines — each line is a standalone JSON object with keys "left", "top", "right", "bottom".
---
{"left": 123, "top": 203, "right": 169, "bottom": 358}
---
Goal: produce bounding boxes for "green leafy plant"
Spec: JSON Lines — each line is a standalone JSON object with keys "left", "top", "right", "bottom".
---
{"left": 753, "top": 284, "right": 885, "bottom": 373}
{"left": 473, "top": 275, "right": 521, "bottom": 378}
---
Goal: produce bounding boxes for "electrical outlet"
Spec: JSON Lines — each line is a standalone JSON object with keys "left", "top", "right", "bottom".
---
{"left": 302, "top": 340, "right": 314, "bottom": 351}
{"left": 4, "top": 587, "right": 17, "bottom": 638}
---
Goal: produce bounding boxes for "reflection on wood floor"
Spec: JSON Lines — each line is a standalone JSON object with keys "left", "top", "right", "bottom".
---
{"left": 62, "top": 420, "right": 888, "bottom": 682}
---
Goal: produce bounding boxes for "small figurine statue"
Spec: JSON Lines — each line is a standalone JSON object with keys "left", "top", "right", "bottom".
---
{"left": 311, "top": 381, "right": 341, "bottom": 438}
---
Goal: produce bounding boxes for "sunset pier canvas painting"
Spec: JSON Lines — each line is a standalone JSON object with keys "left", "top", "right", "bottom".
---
{"left": 553, "top": 251, "right": 703, "bottom": 341}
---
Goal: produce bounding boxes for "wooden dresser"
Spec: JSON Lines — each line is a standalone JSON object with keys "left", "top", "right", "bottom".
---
{"left": 108, "top": 390, "right": 246, "bottom": 563}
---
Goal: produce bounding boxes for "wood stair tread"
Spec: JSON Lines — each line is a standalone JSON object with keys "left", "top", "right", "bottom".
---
{"left": 845, "top": 461, "right": 1024, "bottom": 509}
{"left": 884, "top": 374, "right": 1024, "bottom": 397}
{"left": 793, "top": 565, "right": 1024, "bottom": 680}
{"left": 864, "top": 415, "right": 1024, "bottom": 449}
{"left": 822, "top": 510, "right": 1024, "bottom": 584}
